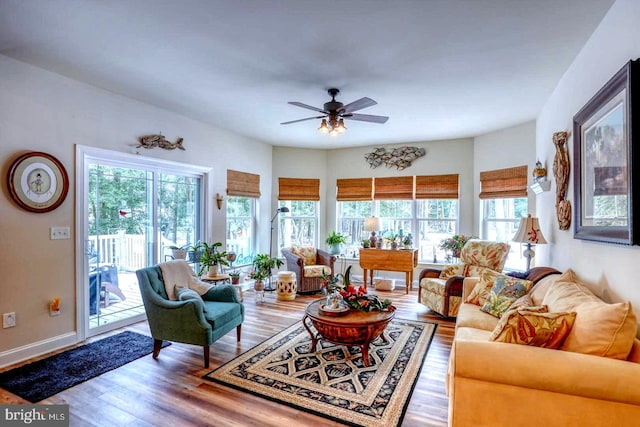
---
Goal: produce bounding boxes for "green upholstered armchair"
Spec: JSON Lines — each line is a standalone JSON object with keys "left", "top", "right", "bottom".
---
{"left": 136, "top": 265, "right": 244, "bottom": 368}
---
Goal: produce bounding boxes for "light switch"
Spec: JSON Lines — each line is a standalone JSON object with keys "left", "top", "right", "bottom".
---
{"left": 50, "top": 227, "right": 71, "bottom": 240}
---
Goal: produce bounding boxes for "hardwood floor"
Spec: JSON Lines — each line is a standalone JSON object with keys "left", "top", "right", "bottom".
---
{"left": 0, "top": 288, "right": 455, "bottom": 427}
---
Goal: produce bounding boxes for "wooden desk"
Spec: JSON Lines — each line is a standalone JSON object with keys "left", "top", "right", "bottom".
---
{"left": 359, "top": 248, "right": 418, "bottom": 294}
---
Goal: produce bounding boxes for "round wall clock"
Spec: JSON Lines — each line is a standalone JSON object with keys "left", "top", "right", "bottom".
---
{"left": 7, "top": 151, "right": 69, "bottom": 213}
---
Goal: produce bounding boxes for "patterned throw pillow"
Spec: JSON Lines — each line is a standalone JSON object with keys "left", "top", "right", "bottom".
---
{"left": 490, "top": 310, "right": 577, "bottom": 348}
{"left": 480, "top": 275, "right": 534, "bottom": 317}
{"left": 465, "top": 268, "right": 500, "bottom": 306}
{"left": 291, "top": 246, "right": 317, "bottom": 265}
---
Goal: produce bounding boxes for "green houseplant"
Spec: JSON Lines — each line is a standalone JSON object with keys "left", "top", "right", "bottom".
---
{"left": 326, "top": 231, "right": 347, "bottom": 255}
{"left": 249, "top": 254, "right": 283, "bottom": 290}
{"left": 195, "top": 241, "right": 229, "bottom": 276}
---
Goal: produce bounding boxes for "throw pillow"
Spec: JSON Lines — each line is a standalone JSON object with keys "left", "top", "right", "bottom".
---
{"left": 174, "top": 285, "right": 207, "bottom": 312}
{"left": 508, "top": 294, "right": 543, "bottom": 311}
{"left": 465, "top": 268, "right": 500, "bottom": 306}
{"left": 439, "top": 263, "right": 467, "bottom": 279}
{"left": 480, "top": 275, "right": 533, "bottom": 318}
{"left": 490, "top": 310, "right": 577, "bottom": 348}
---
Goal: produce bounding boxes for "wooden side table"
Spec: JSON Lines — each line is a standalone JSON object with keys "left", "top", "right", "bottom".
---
{"left": 201, "top": 273, "right": 230, "bottom": 284}
{"left": 359, "top": 248, "right": 418, "bottom": 294}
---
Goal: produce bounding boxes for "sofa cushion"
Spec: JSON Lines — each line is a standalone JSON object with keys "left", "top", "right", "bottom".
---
{"left": 480, "top": 275, "right": 533, "bottom": 318}
{"left": 175, "top": 286, "right": 207, "bottom": 312}
{"left": 291, "top": 245, "right": 317, "bottom": 265}
{"left": 459, "top": 239, "right": 511, "bottom": 272}
{"left": 454, "top": 325, "right": 493, "bottom": 342}
{"left": 303, "top": 265, "right": 331, "bottom": 278}
{"left": 490, "top": 310, "right": 576, "bottom": 348}
{"left": 456, "top": 303, "right": 500, "bottom": 331}
{"left": 439, "top": 263, "right": 466, "bottom": 279}
{"left": 542, "top": 269, "right": 637, "bottom": 360}
{"left": 203, "top": 301, "right": 243, "bottom": 328}
{"left": 465, "top": 268, "right": 500, "bottom": 306}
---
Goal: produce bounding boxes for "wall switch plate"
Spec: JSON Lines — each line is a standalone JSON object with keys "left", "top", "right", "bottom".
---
{"left": 50, "top": 226, "right": 71, "bottom": 240}
{"left": 3, "top": 312, "right": 16, "bottom": 328}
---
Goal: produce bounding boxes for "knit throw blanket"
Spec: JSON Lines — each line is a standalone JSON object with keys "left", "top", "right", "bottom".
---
{"left": 159, "top": 260, "right": 213, "bottom": 300}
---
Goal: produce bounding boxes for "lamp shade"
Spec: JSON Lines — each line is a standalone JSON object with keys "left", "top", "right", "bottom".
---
{"left": 364, "top": 216, "right": 381, "bottom": 232}
{"left": 512, "top": 214, "right": 547, "bottom": 244}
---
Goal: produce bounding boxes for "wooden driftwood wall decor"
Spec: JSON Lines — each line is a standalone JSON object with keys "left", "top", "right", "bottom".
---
{"left": 137, "top": 133, "right": 185, "bottom": 151}
{"left": 364, "top": 146, "right": 426, "bottom": 170}
{"left": 553, "top": 131, "right": 571, "bottom": 230}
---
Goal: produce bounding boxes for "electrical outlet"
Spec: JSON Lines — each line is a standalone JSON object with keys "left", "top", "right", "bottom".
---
{"left": 3, "top": 312, "right": 16, "bottom": 328}
{"left": 50, "top": 226, "right": 71, "bottom": 240}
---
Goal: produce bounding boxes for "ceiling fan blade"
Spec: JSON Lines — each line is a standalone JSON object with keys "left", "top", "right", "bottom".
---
{"left": 345, "top": 113, "right": 389, "bottom": 124}
{"left": 280, "top": 115, "right": 326, "bottom": 125}
{"left": 339, "top": 97, "right": 377, "bottom": 114}
{"left": 288, "top": 102, "right": 327, "bottom": 114}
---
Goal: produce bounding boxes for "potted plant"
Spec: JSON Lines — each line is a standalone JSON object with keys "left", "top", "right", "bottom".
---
{"left": 326, "top": 231, "right": 347, "bottom": 255}
{"left": 229, "top": 270, "right": 241, "bottom": 285}
{"left": 194, "top": 241, "right": 229, "bottom": 276}
{"left": 249, "top": 254, "right": 283, "bottom": 290}
{"left": 168, "top": 244, "right": 190, "bottom": 260}
{"left": 439, "top": 234, "right": 476, "bottom": 260}
{"left": 383, "top": 231, "right": 400, "bottom": 249}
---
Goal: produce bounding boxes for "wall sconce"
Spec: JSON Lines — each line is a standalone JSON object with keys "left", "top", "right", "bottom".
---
{"left": 216, "top": 193, "right": 224, "bottom": 210}
{"left": 530, "top": 160, "right": 551, "bottom": 194}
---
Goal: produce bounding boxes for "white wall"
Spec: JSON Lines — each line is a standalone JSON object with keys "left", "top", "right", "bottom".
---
{"left": 536, "top": 0, "right": 640, "bottom": 310}
{"left": 474, "top": 120, "right": 537, "bottom": 233}
{"left": 0, "top": 55, "right": 272, "bottom": 360}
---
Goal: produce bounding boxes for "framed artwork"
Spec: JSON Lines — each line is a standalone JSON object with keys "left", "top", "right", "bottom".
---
{"left": 7, "top": 151, "right": 69, "bottom": 213}
{"left": 573, "top": 60, "right": 639, "bottom": 245}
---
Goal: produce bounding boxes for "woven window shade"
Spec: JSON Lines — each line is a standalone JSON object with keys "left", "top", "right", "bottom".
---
{"left": 336, "top": 178, "right": 373, "bottom": 201}
{"left": 415, "top": 174, "right": 459, "bottom": 199}
{"left": 479, "top": 165, "right": 528, "bottom": 199}
{"left": 373, "top": 176, "right": 415, "bottom": 200}
{"left": 226, "top": 169, "right": 260, "bottom": 198}
{"left": 278, "top": 177, "right": 320, "bottom": 201}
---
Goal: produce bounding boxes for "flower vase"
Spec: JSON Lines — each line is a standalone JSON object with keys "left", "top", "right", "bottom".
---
{"left": 254, "top": 279, "right": 264, "bottom": 291}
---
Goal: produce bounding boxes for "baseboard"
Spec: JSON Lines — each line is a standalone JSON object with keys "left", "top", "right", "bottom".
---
{"left": 0, "top": 331, "right": 78, "bottom": 369}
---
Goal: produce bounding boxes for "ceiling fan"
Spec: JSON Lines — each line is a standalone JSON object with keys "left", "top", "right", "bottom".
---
{"left": 281, "top": 88, "right": 389, "bottom": 136}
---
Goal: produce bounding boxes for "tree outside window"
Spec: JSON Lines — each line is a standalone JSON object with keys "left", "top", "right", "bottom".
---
{"left": 226, "top": 196, "right": 255, "bottom": 265}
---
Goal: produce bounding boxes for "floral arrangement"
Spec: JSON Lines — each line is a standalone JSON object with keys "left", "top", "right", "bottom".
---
{"left": 321, "top": 266, "right": 395, "bottom": 312}
{"left": 439, "top": 234, "right": 476, "bottom": 257}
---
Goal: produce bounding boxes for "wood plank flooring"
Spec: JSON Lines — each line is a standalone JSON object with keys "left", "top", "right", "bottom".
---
{"left": 0, "top": 288, "right": 455, "bottom": 427}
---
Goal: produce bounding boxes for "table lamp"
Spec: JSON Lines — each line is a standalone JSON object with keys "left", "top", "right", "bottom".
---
{"left": 512, "top": 214, "right": 547, "bottom": 271}
{"left": 364, "top": 216, "right": 382, "bottom": 248}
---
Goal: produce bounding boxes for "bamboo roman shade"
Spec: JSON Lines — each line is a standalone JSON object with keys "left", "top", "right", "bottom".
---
{"left": 479, "top": 165, "right": 528, "bottom": 199}
{"left": 226, "top": 169, "right": 261, "bottom": 198}
{"left": 278, "top": 177, "right": 320, "bottom": 201}
{"left": 373, "top": 176, "right": 415, "bottom": 200}
{"left": 336, "top": 178, "right": 373, "bottom": 201}
{"left": 415, "top": 174, "right": 459, "bottom": 199}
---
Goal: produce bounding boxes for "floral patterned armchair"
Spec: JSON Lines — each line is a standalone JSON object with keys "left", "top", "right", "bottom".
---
{"left": 281, "top": 246, "right": 336, "bottom": 293}
{"left": 418, "top": 239, "right": 510, "bottom": 317}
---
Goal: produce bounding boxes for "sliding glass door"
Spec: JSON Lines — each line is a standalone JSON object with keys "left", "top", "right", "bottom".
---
{"left": 78, "top": 146, "right": 210, "bottom": 337}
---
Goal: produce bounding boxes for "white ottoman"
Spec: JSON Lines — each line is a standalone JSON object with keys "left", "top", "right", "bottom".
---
{"left": 374, "top": 278, "right": 395, "bottom": 291}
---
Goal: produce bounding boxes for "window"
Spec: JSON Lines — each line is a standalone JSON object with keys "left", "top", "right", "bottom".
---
{"left": 278, "top": 201, "right": 318, "bottom": 249}
{"left": 337, "top": 201, "right": 373, "bottom": 255}
{"left": 226, "top": 196, "right": 255, "bottom": 265}
{"left": 334, "top": 174, "right": 460, "bottom": 262}
{"left": 417, "top": 199, "right": 459, "bottom": 262}
{"left": 226, "top": 169, "right": 260, "bottom": 264}
{"left": 482, "top": 197, "right": 528, "bottom": 270}
{"left": 479, "top": 165, "right": 529, "bottom": 270}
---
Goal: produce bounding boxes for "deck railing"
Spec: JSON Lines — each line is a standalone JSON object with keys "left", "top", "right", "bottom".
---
{"left": 89, "top": 233, "right": 147, "bottom": 272}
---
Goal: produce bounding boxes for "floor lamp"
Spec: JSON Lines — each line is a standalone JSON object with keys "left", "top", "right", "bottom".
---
{"left": 512, "top": 214, "right": 547, "bottom": 271}
{"left": 267, "top": 206, "right": 289, "bottom": 291}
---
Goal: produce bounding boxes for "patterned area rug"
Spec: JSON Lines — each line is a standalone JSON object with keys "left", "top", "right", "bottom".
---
{"left": 204, "top": 318, "right": 436, "bottom": 427}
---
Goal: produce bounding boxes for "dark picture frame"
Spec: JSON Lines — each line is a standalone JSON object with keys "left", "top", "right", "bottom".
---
{"left": 573, "top": 59, "right": 639, "bottom": 245}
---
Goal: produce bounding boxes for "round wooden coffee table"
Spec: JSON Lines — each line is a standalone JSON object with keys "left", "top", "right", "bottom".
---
{"left": 302, "top": 299, "right": 395, "bottom": 366}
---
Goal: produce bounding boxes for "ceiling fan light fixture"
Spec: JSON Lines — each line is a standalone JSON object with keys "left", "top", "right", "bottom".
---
{"left": 329, "top": 128, "right": 339, "bottom": 137}
{"left": 318, "top": 119, "right": 329, "bottom": 133}
{"left": 337, "top": 119, "right": 347, "bottom": 133}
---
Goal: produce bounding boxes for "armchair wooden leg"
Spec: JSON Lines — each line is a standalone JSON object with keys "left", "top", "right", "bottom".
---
{"left": 236, "top": 324, "right": 242, "bottom": 341}
{"left": 153, "top": 339, "right": 163, "bottom": 359}
{"left": 204, "top": 345, "right": 210, "bottom": 369}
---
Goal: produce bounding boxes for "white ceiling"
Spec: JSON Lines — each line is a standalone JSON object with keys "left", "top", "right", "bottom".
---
{"left": 0, "top": 0, "right": 614, "bottom": 149}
